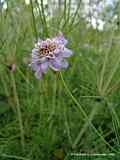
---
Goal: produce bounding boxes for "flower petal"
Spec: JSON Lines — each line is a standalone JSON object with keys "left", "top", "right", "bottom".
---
{"left": 63, "top": 48, "right": 73, "bottom": 57}
{"left": 53, "top": 48, "right": 61, "bottom": 55}
{"left": 61, "top": 59, "right": 69, "bottom": 68}
{"left": 40, "top": 61, "right": 48, "bottom": 73}
{"left": 49, "top": 58, "right": 62, "bottom": 71}
{"left": 35, "top": 68, "right": 42, "bottom": 79}
{"left": 31, "top": 63, "right": 38, "bottom": 71}
{"left": 39, "top": 57, "right": 47, "bottom": 63}
{"left": 53, "top": 32, "right": 68, "bottom": 45}
{"left": 32, "top": 56, "right": 47, "bottom": 63}
{"left": 32, "top": 48, "right": 38, "bottom": 54}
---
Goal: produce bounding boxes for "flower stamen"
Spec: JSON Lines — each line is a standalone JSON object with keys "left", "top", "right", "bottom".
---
{"left": 39, "top": 41, "right": 57, "bottom": 57}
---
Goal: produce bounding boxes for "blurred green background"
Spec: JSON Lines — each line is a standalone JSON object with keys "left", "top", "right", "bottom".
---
{"left": 0, "top": 0, "right": 120, "bottom": 159}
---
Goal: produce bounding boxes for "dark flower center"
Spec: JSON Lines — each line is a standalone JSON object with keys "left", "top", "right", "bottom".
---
{"left": 39, "top": 42, "right": 57, "bottom": 57}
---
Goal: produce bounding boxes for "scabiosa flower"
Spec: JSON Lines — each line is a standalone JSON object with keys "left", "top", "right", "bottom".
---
{"left": 30, "top": 32, "right": 73, "bottom": 79}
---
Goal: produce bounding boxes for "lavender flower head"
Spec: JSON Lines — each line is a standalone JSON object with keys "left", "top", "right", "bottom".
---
{"left": 30, "top": 32, "right": 73, "bottom": 79}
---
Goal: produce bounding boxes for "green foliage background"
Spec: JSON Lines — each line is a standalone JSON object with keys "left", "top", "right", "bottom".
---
{"left": 0, "top": 0, "right": 120, "bottom": 160}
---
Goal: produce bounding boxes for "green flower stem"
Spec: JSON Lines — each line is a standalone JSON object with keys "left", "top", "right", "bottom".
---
{"left": 63, "top": 100, "right": 73, "bottom": 145}
{"left": 98, "top": 33, "right": 114, "bottom": 95}
{"left": 72, "top": 104, "right": 98, "bottom": 148}
{"left": 40, "top": 0, "right": 49, "bottom": 37}
{"left": 30, "top": 0, "right": 38, "bottom": 40}
{"left": 60, "top": 72, "right": 118, "bottom": 153}
{"left": 48, "top": 73, "right": 57, "bottom": 122}
{"left": 10, "top": 72, "right": 25, "bottom": 151}
{"left": 0, "top": 154, "right": 29, "bottom": 160}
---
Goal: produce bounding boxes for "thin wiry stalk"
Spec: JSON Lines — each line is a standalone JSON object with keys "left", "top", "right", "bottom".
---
{"left": 48, "top": 74, "right": 57, "bottom": 122}
{"left": 39, "top": 79, "right": 44, "bottom": 122}
{"left": 10, "top": 72, "right": 25, "bottom": 151}
{"left": 98, "top": 32, "right": 114, "bottom": 95}
{"left": 111, "top": 113, "right": 120, "bottom": 145}
{"left": 0, "top": 74, "right": 16, "bottom": 113}
{"left": 67, "top": 0, "right": 71, "bottom": 21}
{"left": 106, "top": 99, "right": 120, "bottom": 145}
{"left": 57, "top": 0, "right": 70, "bottom": 31}
{"left": 40, "top": 0, "right": 49, "bottom": 37}
{"left": 30, "top": 0, "right": 38, "bottom": 40}
{"left": 62, "top": 0, "right": 71, "bottom": 30}
{"left": 67, "top": 0, "right": 81, "bottom": 32}
{"left": 35, "top": 0, "right": 44, "bottom": 36}
{"left": 103, "top": 56, "right": 120, "bottom": 94}
{"left": 60, "top": 72, "right": 118, "bottom": 153}
{"left": 63, "top": 102, "right": 73, "bottom": 145}
{"left": 72, "top": 105, "right": 98, "bottom": 148}
{"left": 17, "top": 67, "right": 34, "bottom": 89}
{"left": 0, "top": 75, "right": 9, "bottom": 101}
{"left": 106, "top": 79, "right": 120, "bottom": 95}
{"left": 63, "top": 0, "right": 67, "bottom": 23}
{"left": 0, "top": 154, "right": 29, "bottom": 160}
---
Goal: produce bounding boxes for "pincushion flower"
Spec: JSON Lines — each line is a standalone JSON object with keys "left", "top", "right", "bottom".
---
{"left": 30, "top": 32, "right": 73, "bottom": 79}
